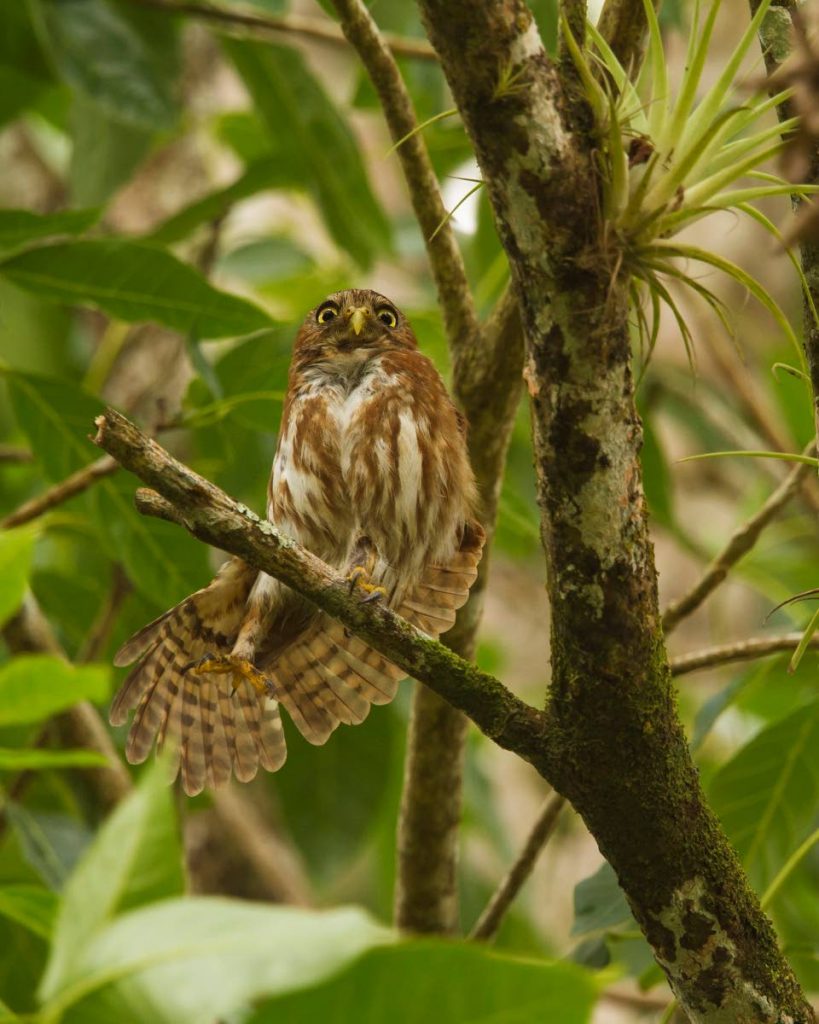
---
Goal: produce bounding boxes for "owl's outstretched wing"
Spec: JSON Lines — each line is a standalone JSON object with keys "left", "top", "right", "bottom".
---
{"left": 110, "top": 557, "right": 286, "bottom": 795}
{"left": 261, "top": 520, "right": 486, "bottom": 745}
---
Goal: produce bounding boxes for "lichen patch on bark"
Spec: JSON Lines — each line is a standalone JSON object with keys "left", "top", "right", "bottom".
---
{"left": 653, "top": 877, "right": 799, "bottom": 1023}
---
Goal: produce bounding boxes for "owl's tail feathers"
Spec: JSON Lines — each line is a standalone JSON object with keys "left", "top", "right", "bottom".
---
{"left": 109, "top": 558, "right": 286, "bottom": 796}
{"left": 266, "top": 518, "right": 486, "bottom": 747}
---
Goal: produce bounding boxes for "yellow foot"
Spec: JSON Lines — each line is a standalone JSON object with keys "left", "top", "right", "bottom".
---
{"left": 345, "top": 565, "right": 386, "bottom": 604}
{"left": 187, "top": 653, "right": 274, "bottom": 698}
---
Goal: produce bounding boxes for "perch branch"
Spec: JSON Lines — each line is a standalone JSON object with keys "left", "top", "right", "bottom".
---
{"left": 469, "top": 792, "right": 566, "bottom": 941}
{"left": 1, "top": 456, "right": 118, "bottom": 530}
{"left": 670, "top": 632, "right": 819, "bottom": 676}
{"left": 124, "top": 0, "right": 437, "bottom": 61}
{"left": 95, "top": 410, "right": 550, "bottom": 765}
{"left": 662, "top": 443, "right": 815, "bottom": 633}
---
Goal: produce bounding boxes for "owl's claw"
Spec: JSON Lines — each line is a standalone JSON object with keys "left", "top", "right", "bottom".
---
{"left": 345, "top": 564, "right": 386, "bottom": 604}
{"left": 186, "top": 653, "right": 275, "bottom": 698}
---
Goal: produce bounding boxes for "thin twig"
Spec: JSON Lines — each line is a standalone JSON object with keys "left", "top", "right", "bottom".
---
{"left": 0, "top": 445, "right": 34, "bottom": 464}
{"left": 124, "top": 0, "right": 437, "bottom": 61}
{"left": 662, "top": 442, "right": 815, "bottom": 633}
{"left": 329, "top": 0, "right": 480, "bottom": 360}
{"left": 94, "top": 411, "right": 549, "bottom": 762}
{"left": 208, "top": 789, "right": 314, "bottom": 906}
{"left": 469, "top": 793, "right": 566, "bottom": 941}
{"left": 670, "top": 632, "right": 819, "bottom": 676}
{"left": 76, "top": 566, "right": 132, "bottom": 664}
{"left": 1, "top": 455, "right": 118, "bottom": 530}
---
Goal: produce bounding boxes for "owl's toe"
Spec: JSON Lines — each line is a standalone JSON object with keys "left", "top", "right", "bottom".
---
{"left": 186, "top": 653, "right": 275, "bottom": 698}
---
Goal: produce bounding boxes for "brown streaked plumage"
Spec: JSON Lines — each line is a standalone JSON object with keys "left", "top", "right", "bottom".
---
{"left": 112, "top": 289, "right": 485, "bottom": 795}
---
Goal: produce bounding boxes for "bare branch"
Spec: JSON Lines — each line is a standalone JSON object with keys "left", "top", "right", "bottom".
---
{"left": 124, "top": 0, "right": 437, "bottom": 61}
{"left": 95, "top": 409, "right": 549, "bottom": 764}
{"left": 329, "top": 0, "right": 479, "bottom": 360}
{"left": 1, "top": 456, "right": 118, "bottom": 530}
{"left": 469, "top": 793, "right": 566, "bottom": 941}
{"left": 662, "top": 444, "right": 815, "bottom": 634}
{"left": 670, "top": 632, "right": 819, "bottom": 676}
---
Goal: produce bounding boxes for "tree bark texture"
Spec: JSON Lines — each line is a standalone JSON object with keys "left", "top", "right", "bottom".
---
{"left": 416, "top": 2, "right": 813, "bottom": 1021}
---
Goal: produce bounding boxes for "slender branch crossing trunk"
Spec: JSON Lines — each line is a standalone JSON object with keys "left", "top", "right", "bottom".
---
{"left": 417, "top": 2, "right": 814, "bottom": 1020}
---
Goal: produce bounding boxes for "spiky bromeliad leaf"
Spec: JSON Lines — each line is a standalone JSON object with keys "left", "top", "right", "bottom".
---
{"left": 563, "top": 0, "right": 816, "bottom": 364}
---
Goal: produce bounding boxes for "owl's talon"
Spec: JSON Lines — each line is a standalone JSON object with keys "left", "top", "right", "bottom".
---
{"left": 360, "top": 585, "right": 386, "bottom": 604}
{"left": 187, "top": 653, "right": 274, "bottom": 698}
{"left": 346, "top": 564, "right": 369, "bottom": 593}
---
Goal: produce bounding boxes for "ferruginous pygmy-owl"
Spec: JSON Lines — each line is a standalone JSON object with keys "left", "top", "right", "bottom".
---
{"left": 111, "top": 289, "right": 485, "bottom": 795}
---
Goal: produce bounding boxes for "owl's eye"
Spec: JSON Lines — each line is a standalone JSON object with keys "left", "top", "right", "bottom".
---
{"left": 377, "top": 307, "right": 398, "bottom": 328}
{"left": 317, "top": 303, "right": 339, "bottom": 324}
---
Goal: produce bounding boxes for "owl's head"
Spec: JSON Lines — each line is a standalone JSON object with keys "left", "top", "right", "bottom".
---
{"left": 294, "top": 289, "right": 418, "bottom": 364}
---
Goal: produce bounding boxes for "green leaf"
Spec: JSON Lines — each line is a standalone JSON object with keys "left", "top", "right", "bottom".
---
{"left": 571, "top": 861, "right": 631, "bottom": 937}
{"left": 0, "top": 656, "right": 109, "bottom": 727}
{"left": 251, "top": 943, "right": 598, "bottom": 1024}
{"left": 0, "top": 525, "right": 37, "bottom": 628}
{"left": 0, "top": 239, "right": 273, "bottom": 338}
{"left": 33, "top": 0, "right": 177, "bottom": 130}
{"left": 709, "top": 698, "right": 819, "bottom": 889}
{"left": 42, "top": 901, "right": 393, "bottom": 1023}
{"left": 40, "top": 760, "right": 185, "bottom": 1001}
{"left": 224, "top": 39, "right": 391, "bottom": 268}
{"left": 0, "top": 208, "right": 98, "bottom": 254}
{"left": 0, "top": 748, "right": 107, "bottom": 771}
{"left": 0, "top": 885, "right": 58, "bottom": 940}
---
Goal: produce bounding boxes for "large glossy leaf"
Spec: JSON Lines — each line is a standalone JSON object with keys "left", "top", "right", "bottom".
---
{"left": 0, "top": 240, "right": 273, "bottom": 338}
{"left": 4, "top": 370, "right": 209, "bottom": 607}
{"left": 709, "top": 698, "right": 819, "bottom": 889}
{"left": 32, "top": 0, "right": 176, "bottom": 130}
{"left": 251, "top": 943, "right": 598, "bottom": 1024}
{"left": 5, "top": 807, "right": 92, "bottom": 891}
{"left": 43, "top": 901, "right": 393, "bottom": 1024}
{"left": 0, "top": 525, "right": 37, "bottom": 628}
{"left": 0, "top": 209, "right": 98, "bottom": 254}
{"left": 68, "top": 95, "right": 154, "bottom": 207}
{"left": 0, "top": 656, "right": 109, "bottom": 727}
{"left": 571, "top": 861, "right": 631, "bottom": 937}
{"left": 40, "top": 760, "right": 185, "bottom": 1000}
{"left": 224, "top": 39, "right": 391, "bottom": 268}
{"left": 0, "top": 885, "right": 57, "bottom": 940}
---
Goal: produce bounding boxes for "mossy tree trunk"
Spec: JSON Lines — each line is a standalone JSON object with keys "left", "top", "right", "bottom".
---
{"left": 417, "top": 1, "right": 814, "bottom": 1020}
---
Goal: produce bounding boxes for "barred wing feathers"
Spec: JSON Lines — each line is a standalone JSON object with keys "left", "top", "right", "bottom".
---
{"left": 110, "top": 558, "right": 286, "bottom": 795}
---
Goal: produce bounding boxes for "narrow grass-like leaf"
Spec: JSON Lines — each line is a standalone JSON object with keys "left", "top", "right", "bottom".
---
{"left": 762, "top": 828, "right": 819, "bottom": 909}
{"left": 677, "top": 0, "right": 772, "bottom": 156}
{"left": 385, "top": 107, "right": 458, "bottom": 157}
{"left": 657, "top": 0, "right": 721, "bottom": 153}
{"left": 679, "top": 450, "right": 819, "bottom": 466}
{"left": 638, "top": 0, "right": 669, "bottom": 139}
{"left": 0, "top": 885, "right": 57, "bottom": 940}
{"left": 644, "top": 241, "right": 801, "bottom": 355}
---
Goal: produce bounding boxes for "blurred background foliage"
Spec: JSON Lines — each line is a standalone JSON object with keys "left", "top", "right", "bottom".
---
{"left": 0, "top": 0, "right": 817, "bottom": 1021}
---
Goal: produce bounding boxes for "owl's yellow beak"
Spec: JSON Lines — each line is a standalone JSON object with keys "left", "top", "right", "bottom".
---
{"left": 349, "top": 306, "right": 369, "bottom": 336}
